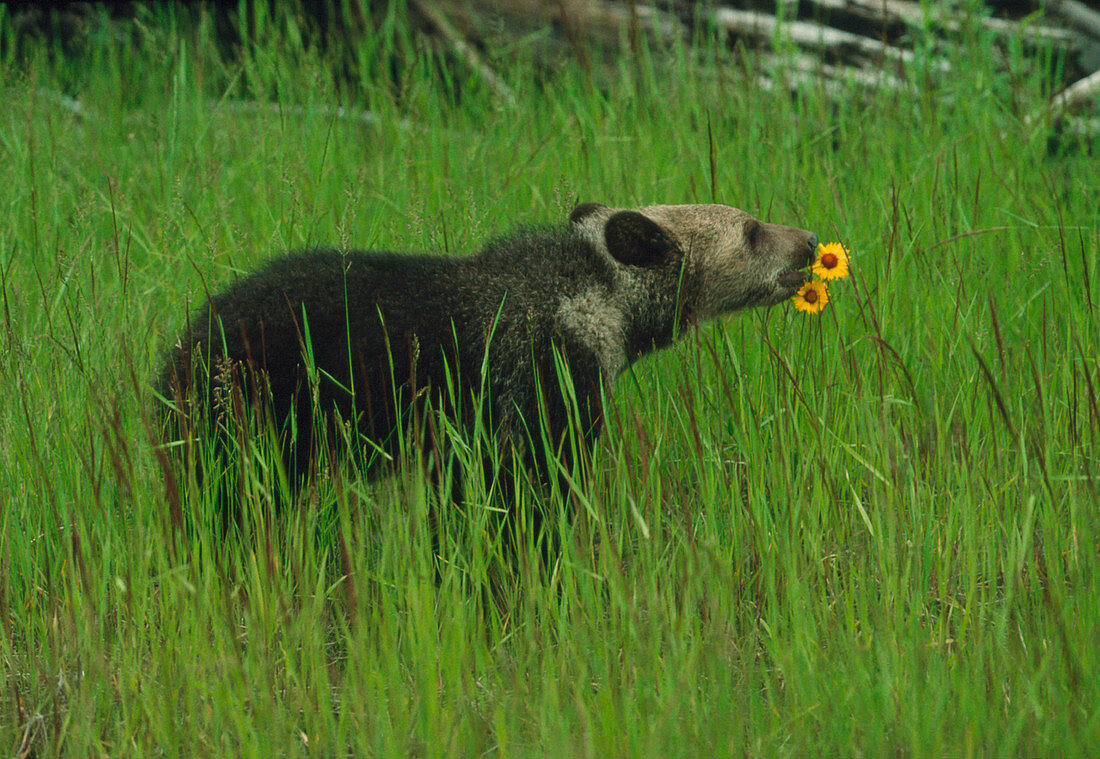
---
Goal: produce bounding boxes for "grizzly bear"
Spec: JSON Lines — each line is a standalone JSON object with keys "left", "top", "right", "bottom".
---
{"left": 160, "top": 202, "right": 817, "bottom": 519}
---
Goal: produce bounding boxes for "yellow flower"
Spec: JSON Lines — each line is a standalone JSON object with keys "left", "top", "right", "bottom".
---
{"left": 812, "top": 242, "right": 850, "bottom": 280}
{"left": 792, "top": 280, "right": 829, "bottom": 314}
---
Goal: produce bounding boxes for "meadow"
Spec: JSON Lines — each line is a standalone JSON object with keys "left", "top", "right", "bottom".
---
{"left": 2, "top": 4, "right": 1098, "bottom": 755}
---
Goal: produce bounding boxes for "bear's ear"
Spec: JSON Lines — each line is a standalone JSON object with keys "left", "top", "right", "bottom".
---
{"left": 604, "top": 210, "right": 679, "bottom": 268}
{"left": 569, "top": 202, "right": 609, "bottom": 226}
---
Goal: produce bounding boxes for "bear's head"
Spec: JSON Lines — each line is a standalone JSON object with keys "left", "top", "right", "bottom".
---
{"left": 569, "top": 202, "right": 818, "bottom": 319}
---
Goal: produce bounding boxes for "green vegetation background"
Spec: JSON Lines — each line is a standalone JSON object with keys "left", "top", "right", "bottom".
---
{"left": 2, "top": 4, "right": 1097, "bottom": 756}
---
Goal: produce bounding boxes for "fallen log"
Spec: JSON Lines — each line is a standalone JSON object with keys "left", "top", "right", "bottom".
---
{"left": 713, "top": 7, "right": 938, "bottom": 70}
{"left": 1041, "top": 0, "right": 1100, "bottom": 41}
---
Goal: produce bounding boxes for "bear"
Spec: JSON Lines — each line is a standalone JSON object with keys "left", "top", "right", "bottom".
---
{"left": 159, "top": 202, "right": 818, "bottom": 530}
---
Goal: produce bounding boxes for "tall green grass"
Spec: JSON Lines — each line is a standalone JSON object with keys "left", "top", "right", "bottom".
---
{"left": 2, "top": 4, "right": 1098, "bottom": 755}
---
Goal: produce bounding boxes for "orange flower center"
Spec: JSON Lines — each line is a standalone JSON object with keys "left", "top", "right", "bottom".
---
{"left": 803, "top": 289, "right": 819, "bottom": 304}
{"left": 820, "top": 252, "right": 838, "bottom": 269}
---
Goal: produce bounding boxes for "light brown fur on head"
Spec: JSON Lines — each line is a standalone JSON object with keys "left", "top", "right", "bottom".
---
{"left": 570, "top": 202, "right": 818, "bottom": 319}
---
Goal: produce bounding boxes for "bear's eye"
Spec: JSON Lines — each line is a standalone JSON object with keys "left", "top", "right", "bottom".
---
{"left": 743, "top": 219, "right": 762, "bottom": 245}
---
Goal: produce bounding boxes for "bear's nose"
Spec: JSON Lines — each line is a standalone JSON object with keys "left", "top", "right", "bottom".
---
{"left": 807, "top": 232, "right": 819, "bottom": 251}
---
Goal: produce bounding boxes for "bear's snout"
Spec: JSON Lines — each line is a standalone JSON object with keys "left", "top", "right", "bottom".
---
{"left": 795, "top": 232, "right": 818, "bottom": 270}
{"left": 772, "top": 228, "right": 819, "bottom": 292}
